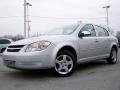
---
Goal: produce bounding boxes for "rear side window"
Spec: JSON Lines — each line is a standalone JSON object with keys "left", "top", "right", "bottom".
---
{"left": 95, "top": 25, "right": 109, "bottom": 37}
{"left": 0, "top": 39, "right": 11, "bottom": 44}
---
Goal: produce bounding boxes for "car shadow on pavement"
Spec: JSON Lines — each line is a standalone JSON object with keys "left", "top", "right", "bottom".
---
{"left": 5, "top": 69, "right": 55, "bottom": 79}
{"left": 4, "top": 60, "right": 110, "bottom": 79}
{"left": 77, "top": 60, "right": 107, "bottom": 71}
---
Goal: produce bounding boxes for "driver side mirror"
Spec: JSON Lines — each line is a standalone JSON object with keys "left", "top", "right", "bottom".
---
{"left": 78, "top": 31, "right": 91, "bottom": 37}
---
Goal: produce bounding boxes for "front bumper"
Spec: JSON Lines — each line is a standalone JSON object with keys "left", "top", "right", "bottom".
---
{"left": 2, "top": 45, "right": 56, "bottom": 70}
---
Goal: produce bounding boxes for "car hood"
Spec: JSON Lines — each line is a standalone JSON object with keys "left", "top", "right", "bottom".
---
{"left": 10, "top": 35, "right": 71, "bottom": 45}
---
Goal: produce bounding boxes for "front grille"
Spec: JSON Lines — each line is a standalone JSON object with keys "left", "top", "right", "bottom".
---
{"left": 7, "top": 45, "right": 24, "bottom": 52}
{"left": 8, "top": 45, "right": 24, "bottom": 48}
{"left": 7, "top": 49, "right": 20, "bottom": 52}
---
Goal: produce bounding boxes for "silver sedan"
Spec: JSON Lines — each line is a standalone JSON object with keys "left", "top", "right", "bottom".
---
{"left": 2, "top": 23, "right": 118, "bottom": 76}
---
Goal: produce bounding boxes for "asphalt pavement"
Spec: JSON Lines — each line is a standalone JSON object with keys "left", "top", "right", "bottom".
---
{"left": 0, "top": 51, "right": 120, "bottom": 90}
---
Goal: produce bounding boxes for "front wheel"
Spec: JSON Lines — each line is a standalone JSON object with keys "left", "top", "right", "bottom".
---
{"left": 107, "top": 48, "right": 117, "bottom": 64}
{"left": 54, "top": 50, "right": 76, "bottom": 77}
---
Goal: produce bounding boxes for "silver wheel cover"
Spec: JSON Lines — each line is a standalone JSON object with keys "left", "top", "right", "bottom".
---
{"left": 55, "top": 55, "right": 73, "bottom": 75}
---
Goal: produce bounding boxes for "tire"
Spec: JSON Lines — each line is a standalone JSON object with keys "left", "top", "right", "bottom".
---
{"left": 54, "top": 50, "right": 77, "bottom": 77}
{"left": 107, "top": 48, "right": 117, "bottom": 64}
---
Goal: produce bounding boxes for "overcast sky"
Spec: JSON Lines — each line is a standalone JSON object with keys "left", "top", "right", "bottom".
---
{"left": 0, "top": 0, "right": 120, "bottom": 36}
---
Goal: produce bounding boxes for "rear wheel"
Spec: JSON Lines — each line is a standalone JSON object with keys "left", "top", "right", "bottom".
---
{"left": 54, "top": 50, "right": 76, "bottom": 76}
{"left": 107, "top": 48, "right": 117, "bottom": 64}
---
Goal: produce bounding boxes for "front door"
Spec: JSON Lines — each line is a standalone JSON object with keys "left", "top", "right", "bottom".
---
{"left": 78, "top": 24, "right": 98, "bottom": 61}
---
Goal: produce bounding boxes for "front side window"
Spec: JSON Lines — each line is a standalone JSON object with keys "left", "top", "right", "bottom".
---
{"left": 95, "top": 25, "right": 109, "bottom": 37}
{"left": 80, "top": 24, "right": 96, "bottom": 37}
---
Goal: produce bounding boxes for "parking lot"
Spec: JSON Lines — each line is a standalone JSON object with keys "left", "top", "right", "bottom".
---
{"left": 0, "top": 50, "right": 120, "bottom": 90}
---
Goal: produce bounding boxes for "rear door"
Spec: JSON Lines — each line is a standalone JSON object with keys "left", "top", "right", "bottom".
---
{"left": 94, "top": 25, "right": 110, "bottom": 57}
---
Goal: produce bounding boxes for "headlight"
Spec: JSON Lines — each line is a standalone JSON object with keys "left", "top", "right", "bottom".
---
{"left": 26, "top": 41, "right": 51, "bottom": 52}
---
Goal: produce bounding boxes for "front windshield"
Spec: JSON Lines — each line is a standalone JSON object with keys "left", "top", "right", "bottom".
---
{"left": 46, "top": 23, "right": 80, "bottom": 35}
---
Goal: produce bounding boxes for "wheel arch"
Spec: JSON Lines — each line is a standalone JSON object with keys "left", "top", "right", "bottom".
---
{"left": 56, "top": 46, "right": 77, "bottom": 61}
{"left": 111, "top": 45, "right": 118, "bottom": 53}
